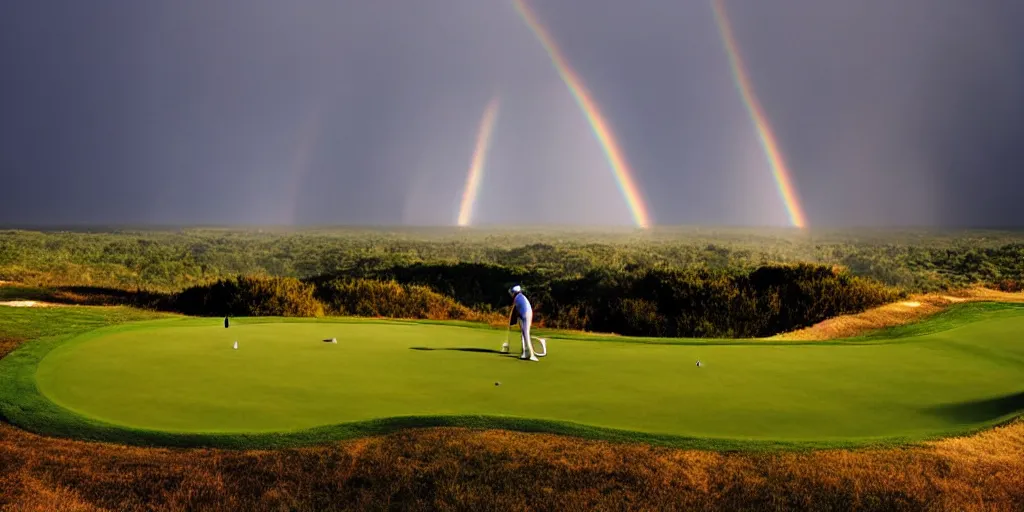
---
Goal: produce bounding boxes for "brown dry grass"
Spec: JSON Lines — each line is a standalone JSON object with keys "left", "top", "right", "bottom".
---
{"left": 0, "top": 336, "right": 25, "bottom": 360}
{"left": 775, "top": 287, "right": 1024, "bottom": 341}
{"left": 1, "top": 420, "right": 1022, "bottom": 511}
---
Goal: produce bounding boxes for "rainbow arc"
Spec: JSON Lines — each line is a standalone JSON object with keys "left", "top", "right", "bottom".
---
{"left": 712, "top": 0, "right": 808, "bottom": 228}
{"left": 457, "top": 96, "right": 501, "bottom": 227}
{"left": 511, "top": 0, "right": 653, "bottom": 229}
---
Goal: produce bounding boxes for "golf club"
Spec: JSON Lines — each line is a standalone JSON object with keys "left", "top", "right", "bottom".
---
{"left": 531, "top": 336, "right": 547, "bottom": 357}
{"left": 502, "top": 303, "right": 546, "bottom": 357}
{"left": 501, "top": 305, "right": 514, "bottom": 353}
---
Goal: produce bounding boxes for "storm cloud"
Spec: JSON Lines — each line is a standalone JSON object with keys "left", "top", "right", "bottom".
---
{"left": 1, "top": 0, "right": 1021, "bottom": 227}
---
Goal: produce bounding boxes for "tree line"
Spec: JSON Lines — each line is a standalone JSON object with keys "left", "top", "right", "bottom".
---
{"left": 3, "top": 228, "right": 1021, "bottom": 337}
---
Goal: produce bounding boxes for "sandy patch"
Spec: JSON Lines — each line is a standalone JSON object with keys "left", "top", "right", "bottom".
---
{"left": 0, "top": 300, "right": 55, "bottom": 308}
{"left": 774, "top": 287, "right": 1024, "bottom": 341}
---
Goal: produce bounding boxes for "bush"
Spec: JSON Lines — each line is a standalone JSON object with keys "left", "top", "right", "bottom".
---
{"left": 325, "top": 262, "right": 544, "bottom": 311}
{"left": 314, "top": 278, "right": 505, "bottom": 324}
{"left": 541, "top": 264, "right": 903, "bottom": 338}
{"left": 174, "top": 276, "right": 323, "bottom": 317}
{"left": 994, "top": 279, "right": 1023, "bottom": 293}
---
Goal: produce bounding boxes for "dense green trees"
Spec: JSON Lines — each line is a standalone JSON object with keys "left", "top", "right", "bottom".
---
{"left": 2, "top": 228, "right": 1021, "bottom": 337}
{"left": 3, "top": 228, "right": 1023, "bottom": 292}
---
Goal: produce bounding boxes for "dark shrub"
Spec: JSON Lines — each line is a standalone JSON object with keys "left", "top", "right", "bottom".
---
{"left": 315, "top": 278, "right": 481, "bottom": 320}
{"left": 541, "top": 264, "right": 903, "bottom": 338}
{"left": 174, "top": 276, "right": 323, "bottom": 317}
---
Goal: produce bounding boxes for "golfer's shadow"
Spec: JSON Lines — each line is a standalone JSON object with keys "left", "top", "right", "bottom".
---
{"left": 409, "top": 346, "right": 503, "bottom": 354}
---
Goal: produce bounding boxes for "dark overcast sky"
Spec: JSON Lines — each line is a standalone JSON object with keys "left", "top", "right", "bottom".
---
{"left": 1, "top": 0, "right": 1022, "bottom": 227}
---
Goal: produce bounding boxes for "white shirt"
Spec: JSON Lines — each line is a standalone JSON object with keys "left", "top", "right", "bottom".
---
{"left": 513, "top": 292, "right": 532, "bottom": 319}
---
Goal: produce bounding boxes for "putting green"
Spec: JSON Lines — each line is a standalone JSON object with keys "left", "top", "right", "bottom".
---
{"left": 30, "top": 306, "right": 1024, "bottom": 447}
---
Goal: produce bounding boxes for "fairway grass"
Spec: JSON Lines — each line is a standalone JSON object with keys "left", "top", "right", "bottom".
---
{"left": 2, "top": 303, "right": 1024, "bottom": 450}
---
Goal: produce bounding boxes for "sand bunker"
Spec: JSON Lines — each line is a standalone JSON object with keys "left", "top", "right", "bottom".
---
{"left": 0, "top": 300, "right": 54, "bottom": 308}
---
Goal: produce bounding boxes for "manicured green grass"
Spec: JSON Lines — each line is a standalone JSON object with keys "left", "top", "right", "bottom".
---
{"left": 2, "top": 303, "right": 1024, "bottom": 450}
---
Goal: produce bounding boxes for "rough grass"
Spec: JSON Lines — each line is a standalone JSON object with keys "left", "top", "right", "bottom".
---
{"left": 776, "top": 287, "right": 1024, "bottom": 340}
{"left": 0, "top": 336, "right": 24, "bottom": 360}
{"left": 1, "top": 420, "right": 1022, "bottom": 511}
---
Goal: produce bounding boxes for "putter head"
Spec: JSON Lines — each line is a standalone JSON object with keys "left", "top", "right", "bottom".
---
{"left": 500, "top": 342, "right": 510, "bottom": 353}
{"left": 534, "top": 338, "right": 547, "bottom": 357}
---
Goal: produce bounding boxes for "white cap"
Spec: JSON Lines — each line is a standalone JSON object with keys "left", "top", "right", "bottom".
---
{"left": 509, "top": 284, "right": 522, "bottom": 296}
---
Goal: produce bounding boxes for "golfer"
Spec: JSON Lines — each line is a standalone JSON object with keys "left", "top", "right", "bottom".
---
{"left": 509, "top": 285, "right": 538, "bottom": 361}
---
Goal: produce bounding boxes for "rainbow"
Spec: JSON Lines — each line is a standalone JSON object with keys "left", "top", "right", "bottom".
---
{"left": 712, "top": 0, "right": 807, "bottom": 228}
{"left": 457, "top": 96, "right": 501, "bottom": 227}
{"left": 513, "top": 0, "right": 652, "bottom": 229}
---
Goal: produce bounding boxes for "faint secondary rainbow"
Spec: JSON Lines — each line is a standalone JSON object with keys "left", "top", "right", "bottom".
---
{"left": 712, "top": 0, "right": 808, "bottom": 228}
{"left": 513, "top": 0, "right": 652, "bottom": 229}
{"left": 457, "top": 96, "right": 501, "bottom": 227}
{"left": 287, "top": 108, "right": 323, "bottom": 225}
